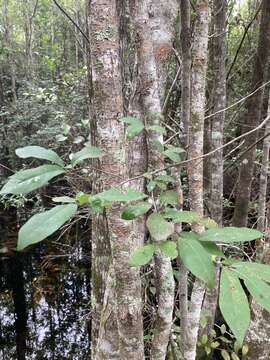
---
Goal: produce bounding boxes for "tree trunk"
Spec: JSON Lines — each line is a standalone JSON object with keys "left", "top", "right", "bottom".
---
{"left": 88, "top": 1, "right": 145, "bottom": 359}
{"left": 185, "top": 1, "right": 210, "bottom": 360}
{"left": 232, "top": 0, "right": 270, "bottom": 227}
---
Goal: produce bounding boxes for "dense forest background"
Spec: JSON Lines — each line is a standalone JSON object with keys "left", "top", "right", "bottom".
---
{"left": 0, "top": 0, "right": 270, "bottom": 359}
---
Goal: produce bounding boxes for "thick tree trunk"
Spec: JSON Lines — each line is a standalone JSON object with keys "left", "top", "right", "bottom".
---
{"left": 89, "top": 1, "right": 144, "bottom": 359}
{"left": 185, "top": 1, "right": 210, "bottom": 360}
{"left": 232, "top": 0, "right": 270, "bottom": 227}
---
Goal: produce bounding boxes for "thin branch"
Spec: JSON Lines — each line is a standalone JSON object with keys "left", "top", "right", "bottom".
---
{"left": 120, "top": 114, "right": 270, "bottom": 185}
{"left": 52, "top": 0, "right": 90, "bottom": 44}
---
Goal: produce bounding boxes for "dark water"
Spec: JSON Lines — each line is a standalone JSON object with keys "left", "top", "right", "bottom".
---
{"left": 0, "top": 208, "right": 91, "bottom": 360}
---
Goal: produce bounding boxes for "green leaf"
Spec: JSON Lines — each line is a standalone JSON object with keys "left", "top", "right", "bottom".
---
{"left": 154, "top": 175, "right": 176, "bottom": 183}
{"left": 0, "top": 165, "right": 65, "bottom": 195}
{"left": 121, "top": 117, "right": 144, "bottom": 139}
{"left": 219, "top": 268, "right": 250, "bottom": 344}
{"left": 201, "top": 242, "right": 225, "bottom": 258}
{"left": 147, "top": 180, "right": 157, "bottom": 192}
{"left": 16, "top": 146, "right": 64, "bottom": 167}
{"left": 199, "top": 227, "right": 262, "bottom": 243}
{"left": 121, "top": 202, "right": 152, "bottom": 220}
{"left": 17, "top": 204, "right": 77, "bottom": 251}
{"left": 160, "top": 190, "right": 178, "bottom": 205}
{"left": 52, "top": 196, "right": 75, "bottom": 203}
{"left": 71, "top": 146, "right": 103, "bottom": 166}
{"left": 244, "top": 277, "right": 270, "bottom": 312}
{"left": 164, "top": 209, "right": 201, "bottom": 223}
{"left": 163, "top": 149, "right": 181, "bottom": 162}
{"left": 129, "top": 244, "right": 155, "bottom": 267}
{"left": 95, "top": 188, "right": 147, "bottom": 202}
{"left": 221, "top": 350, "right": 230, "bottom": 360}
{"left": 159, "top": 241, "right": 178, "bottom": 259}
{"left": 147, "top": 125, "right": 166, "bottom": 135}
{"left": 178, "top": 236, "right": 215, "bottom": 288}
{"left": 231, "top": 262, "right": 270, "bottom": 283}
{"left": 75, "top": 192, "right": 91, "bottom": 205}
{"left": 146, "top": 213, "right": 174, "bottom": 241}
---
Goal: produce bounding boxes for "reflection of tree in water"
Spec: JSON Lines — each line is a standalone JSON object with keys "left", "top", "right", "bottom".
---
{"left": 0, "top": 206, "right": 91, "bottom": 360}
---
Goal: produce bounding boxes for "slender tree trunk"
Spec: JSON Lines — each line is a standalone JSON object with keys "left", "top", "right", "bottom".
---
{"left": 180, "top": 0, "right": 191, "bottom": 147}
{"left": 132, "top": 2, "right": 175, "bottom": 359}
{"left": 232, "top": 0, "right": 270, "bottom": 227}
{"left": 185, "top": 2, "right": 210, "bottom": 360}
{"left": 89, "top": 1, "right": 144, "bottom": 358}
{"left": 245, "top": 97, "right": 270, "bottom": 360}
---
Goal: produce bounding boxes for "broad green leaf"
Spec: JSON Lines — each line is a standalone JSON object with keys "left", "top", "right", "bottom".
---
{"left": 180, "top": 231, "right": 201, "bottom": 241}
{"left": 244, "top": 277, "right": 270, "bottom": 313}
{"left": 147, "top": 125, "right": 166, "bottom": 135}
{"left": 164, "top": 209, "right": 201, "bottom": 223}
{"left": 200, "top": 242, "right": 225, "bottom": 258}
{"left": 71, "top": 146, "right": 103, "bottom": 166}
{"left": 121, "top": 202, "right": 152, "bottom": 220}
{"left": 121, "top": 117, "right": 144, "bottom": 139}
{"left": 52, "top": 196, "right": 75, "bottom": 203}
{"left": 0, "top": 165, "right": 65, "bottom": 195}
{"left": 163, "top": 149, "right": 181, "bottom": 162}
{"left": 95, "top": 188, "right": 147, "bottom": 202}
{"left": 154, "top": 175, "right": 176, "bottom": 183}
{"left": 199, "top": 227, "right": 262, "bottom": 243}
{"left": 219, "top": 268, "right": 250, "bottom": 344}
{"left": 146, "top": 213, "right": 174, "bottom": 241}
{"left": 129, "top": 244, "right": 155, "bottom": 267}
{"left": 159, "top": 241, "right": 178, "bottom": 259}
{"left": 18, "top": 204, "right": 77, "bottom": 251}
{"left": 231, "top": 262, "right": 270, "bottom": 283}
{"left": 89, "top": 197, "right": 106, "bottom": 214}
{"left": 16, "top": 146, "right": 64, "bottom": 167}
{"left": 178, "top": 236, "right": 215, "bottom": 288}
{"left": 160, "top": 190, "right": 178, "bottom": 205}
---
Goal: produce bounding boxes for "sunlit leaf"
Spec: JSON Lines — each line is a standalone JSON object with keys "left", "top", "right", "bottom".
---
{"left": 52, "top": 196, "right": 75, "bottom": 203}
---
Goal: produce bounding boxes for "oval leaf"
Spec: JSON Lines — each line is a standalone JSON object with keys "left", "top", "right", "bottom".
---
{"left": 122, "top": 202, "right": 151, "bottom": 220}
{"left": 146, "top": 213, "right": 174, "bottom": 241}
{"left": 160, "top": 190, "right": 178, "bottom": 205}
{"left": 16, "top": 146, "right": 64, "bottom": 167}
{"left": 71, "top": 146, "right": 103, "bottom": 166}
{"left": 244, "top": 277, "right": 270, "bottom": 313}
{"left": 18, "top": 204, "right": 77, "bottom": 250}
{"left": 121, "top": 117, "right": 145, "bottom": 139}
{"left": 178, "top": 236, "right": 216, "bottom": 288}
{"left": 129, "top": 244, "right": 155, "bottom": 267}
{"left": 231, "top": 262, "right": 270, "bottom": 283}
{"left": 199, "top": 227, "right": 262, "bottom": 243}
{"left": 219, "top": 268, "right": 250, "bottom": 345}
{"left": 159, "top": 241, "right": 178, "bottom": 259}
{"left": 0, "top": 165, "right": 65, "bottom": 195}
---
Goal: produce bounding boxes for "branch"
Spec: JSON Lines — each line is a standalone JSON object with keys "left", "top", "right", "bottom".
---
{"left": 52, "top": 0, "right": 90, "bottom": 44}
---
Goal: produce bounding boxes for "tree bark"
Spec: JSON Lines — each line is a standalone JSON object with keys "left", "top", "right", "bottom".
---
{"left": 89, "top": 1, "right": 144, "bottom": 358}
{"left": 185, "top": 1, "right": 210, "bottom": 360}
{"left": 232, "top": 0, "right": 270, "bottom": 227}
